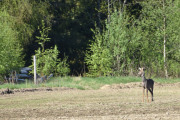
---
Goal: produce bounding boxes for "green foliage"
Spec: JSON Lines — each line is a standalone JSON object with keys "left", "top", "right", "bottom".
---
{"left": 36, "top": 20, "right": 51, "bottom": 52}
{"left": 165, "top": 0, "right": 180, "bottom": 77}
{"left": 86, "top": 0, "right": 180, "bottom": 77}
{"left": 106, "top": 10, "right": 141, "bottom": 75}
{"left": 0, "top": 0, "right": 52, "bottom": 67}
{"left": 85, "top": 26, "right": 113, "bottom": 76}
{"left": 0, "top": 0, "right": 179, "bottom": 77}
{"left": 1, "top": 0, "right": 34, "bottom": 45}
{"left": 0, "top": 0, "right": 51, "bottom": 45}
{"left": 34, "top": 46, "right": 70, "bottom": 76}
{"left": 56, "top": 56, "right": 71, "bottom": 76}
{"left": 137, "top": 0, "right": 180, "bottom": 77}
{"left": 86, "top": 9, "right": 141, "bottom": 76}
{"left": 0, "top": 10, "right": 24, "bottom": 77}
{"left": 31, "top": 20, "right": 70, "bottom": 76}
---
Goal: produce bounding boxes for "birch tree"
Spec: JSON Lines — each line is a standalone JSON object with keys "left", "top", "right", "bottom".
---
{"left": 138, "top": 0, "right": 180, "bottom": 77}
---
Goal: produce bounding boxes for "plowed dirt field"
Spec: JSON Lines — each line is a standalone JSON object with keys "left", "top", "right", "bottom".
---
{"left": 0, "top": 82, "right": 180, "bottom": 120}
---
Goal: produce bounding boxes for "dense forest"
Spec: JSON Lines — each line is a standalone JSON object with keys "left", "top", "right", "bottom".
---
{"left": 0, "top": 0, "right": 180, "bottom": 79}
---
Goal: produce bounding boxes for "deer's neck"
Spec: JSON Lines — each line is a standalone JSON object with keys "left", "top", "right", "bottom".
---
{"left": 141, "top": 73, "right": 146, "bottom": 82}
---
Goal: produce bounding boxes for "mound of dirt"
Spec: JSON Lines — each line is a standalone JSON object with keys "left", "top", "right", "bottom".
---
{"left": 1, "top": 88, "right": 14, "bottom": 95}
{"left": 100, "top": 82, "right": 180, "bottom": 90}
{"left": 100, "top": 82, "right": 142, "bottom": 90}
{"left": 155, "top": 82, "right": 180, "bottom": 87}
{"left": 0, "top": 87, "right": 76, "bottom": 95}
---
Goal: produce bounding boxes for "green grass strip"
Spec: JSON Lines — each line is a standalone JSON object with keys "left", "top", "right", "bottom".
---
{"left": 0, "top": 76, "right": 179, "bottom": 90}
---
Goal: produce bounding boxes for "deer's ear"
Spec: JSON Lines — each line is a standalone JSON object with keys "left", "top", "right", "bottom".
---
{"left": 139, "top": 68, "right": 141, "bottom": 70}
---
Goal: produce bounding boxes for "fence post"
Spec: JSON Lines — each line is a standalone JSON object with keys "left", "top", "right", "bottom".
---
{"left": 34, "top": 55, "right": 37, "bottom": 85}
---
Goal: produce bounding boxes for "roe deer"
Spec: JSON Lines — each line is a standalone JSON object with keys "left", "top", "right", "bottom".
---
{"left": 138, "top": 67, "right": 154, "bottom": 102}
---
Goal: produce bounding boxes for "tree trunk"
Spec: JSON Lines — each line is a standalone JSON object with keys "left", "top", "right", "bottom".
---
{"left": 163, "top": 0, "right": 168, "bottom": 78}
{"left": 107, "top": 0, "right": 110, "bottom": 23}
{"left": 117, "top": 55, "right": 120, "bottom": 74}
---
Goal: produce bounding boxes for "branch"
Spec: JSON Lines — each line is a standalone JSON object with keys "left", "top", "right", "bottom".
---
{"left": 167, "top": 45, "right": 180, "bottom": 54}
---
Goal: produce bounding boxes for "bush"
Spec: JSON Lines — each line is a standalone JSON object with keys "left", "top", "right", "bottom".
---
{"left": 30, "top": 20, "right": 70, "bottom": 76}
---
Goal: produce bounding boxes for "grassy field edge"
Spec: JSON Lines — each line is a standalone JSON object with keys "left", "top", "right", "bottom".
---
{"left": 0, "top": 76, "right": 180, "bottom": 90}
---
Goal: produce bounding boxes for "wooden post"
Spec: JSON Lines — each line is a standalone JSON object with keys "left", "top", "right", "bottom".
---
{"left": 34, "top": 55, "right": 37, "bottom": 84}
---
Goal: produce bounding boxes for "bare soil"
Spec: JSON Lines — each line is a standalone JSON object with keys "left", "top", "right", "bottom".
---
{"left": 0, "top": 82, "right": 180, "bottom": 120}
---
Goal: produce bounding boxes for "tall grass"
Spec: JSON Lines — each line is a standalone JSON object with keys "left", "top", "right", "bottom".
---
{"left": 0, "top": 76, "right": 179, "bottom": 90}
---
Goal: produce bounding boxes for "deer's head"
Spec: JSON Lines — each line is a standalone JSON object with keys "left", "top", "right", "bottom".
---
{"left": 138, "top": 67, "right": 145, "bottom": 77}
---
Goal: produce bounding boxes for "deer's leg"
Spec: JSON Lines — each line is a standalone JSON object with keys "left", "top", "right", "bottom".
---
{"left": 143, "top": 88, "right": 145, "bottom": 102}
{"left": 148, "top": 88, "right": 153, "bottom": 102}
{"left": 146, "top": 89, "right": 149, "bottom": 102}
{"left": 151, "top": 87, "right": 154, "bottom": 101}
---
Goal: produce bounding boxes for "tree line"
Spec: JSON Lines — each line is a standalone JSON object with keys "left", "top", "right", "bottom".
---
{"left": 0, "top": 0, "right": 179, "bottom": 80}
{"left": 86, "top": 0, "right": 180, "bottom": 78}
